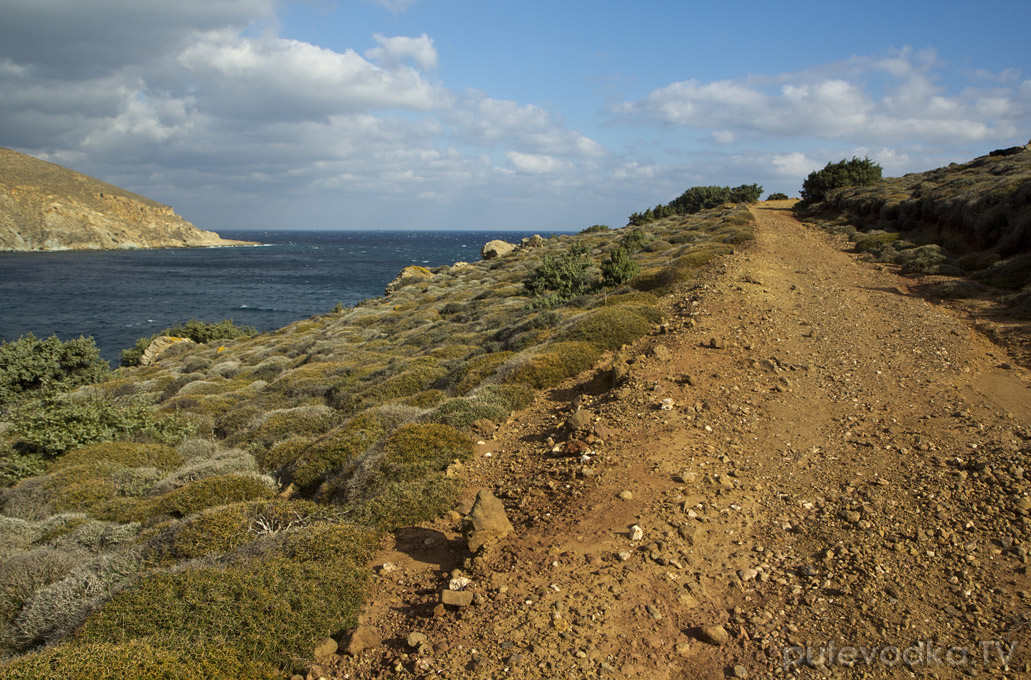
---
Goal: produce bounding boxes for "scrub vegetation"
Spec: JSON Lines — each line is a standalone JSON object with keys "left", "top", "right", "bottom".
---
{"left": 0, "top": 201, "right": 757, "bottom": 676}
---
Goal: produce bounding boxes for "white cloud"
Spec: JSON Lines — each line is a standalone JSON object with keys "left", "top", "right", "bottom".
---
{"left": 621, "top": 48, "right": 1028, "bottom": 146}
{"left": 178, "top": 31, "right": 446, "bottom": 117}
{"left": 366, "top": 33, "right": 437, "bottom": 71}
{"left": 505, "top": 151, "right": 570, "bottom": 174}
{"left": 368, "top": 0, "right": 419, "bottom": 13}
{"left": 448, "top": 92, "right": 605, "bottom": 157}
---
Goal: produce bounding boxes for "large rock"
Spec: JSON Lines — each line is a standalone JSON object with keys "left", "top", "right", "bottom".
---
{"left": 463, "top": 488, "right": 514, "bottom": 553}
{"left": 342, "top": 624, "right": 381, "bottom": 656}
{"left": 481, "top": 239, "right": 516, "bottom": 260}
{"left": 384, "top": 265, "right": 433, "bottom": 294}
{"left": 139, "top": 336, "right": 196, "bottom": 366}
{"left": 519, "top": 234, "right": 545, "bottom": 249}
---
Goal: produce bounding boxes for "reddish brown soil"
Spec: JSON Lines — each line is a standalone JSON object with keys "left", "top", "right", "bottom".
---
{"left": 319, "top": 203, "right": 1031, "bottom": 680}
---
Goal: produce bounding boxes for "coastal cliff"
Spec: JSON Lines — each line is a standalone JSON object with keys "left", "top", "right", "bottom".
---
{"left": 0, "top": 148, "right": 257, "bottom": 251}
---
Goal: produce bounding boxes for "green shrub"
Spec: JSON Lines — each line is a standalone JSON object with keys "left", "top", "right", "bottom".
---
{"left": 601, "top": 247, "right": 641, "bottom": 286}
{"left": 287, "top": 415, "right": 384, "bottom": 491}
{"left": 382, "top": 422, "right": 471, "bottom": 470}
{"left": 619, "top": 229, "right": 652, "bottom": 252}
{"left": 631, "top": 244, "right": 733, "bottom": 293}
{"left": 50, "top": 442, "right": 182, "bottom": 473}
{"left": 445, "top": 351, "right": 515, "bottom": 395}
{"left": 349, "top": 474, "right": 461, "bottom": 530}
{"left": 255, "top": 438, "right": 312, "bottom": 474}
{"left": 430, "top": 398, "right": 509, "bottom": 429}
{"left": 147, "top": 499, "right": 341, "bottom": 564}
{"left": 579, "top": 224, "right": 610, "bottom": 233}
{"left": 79, "top": 523, "right": 377, "bottom": 673}
{"left": 154, "top": 474, "right": 275, "bottom": 519}
{"left": 0, "top": 334, "right": 109, "bottom": 412}
{"left": 853, "top": 232, "right": 901, "bottom": 253}
{"left": 767, "top": 192, "right": 790, "bottom": 200}
{"left": 248, "top": 406, "right": 340, "bottom": 448}
{"left": 524, "top": 242, "right": 595, "bottom": 307}
{"left": 121, "top": 319, "right": 256, "bottom": 367}
{"left": 10, "top": 396, "right": 196, "bottom": 460}
{"left": 0, "top": 639, "right": 281, "bottom": 680}
{"left": 800, "top": 157, "right": 882, "bottom": 204}
{"left": 557, "top": 305, "right": 655, "bottom": 350}
{"left": 0, "top": 449, "right": 47, "bottom": 487}
{"left": 504, "top": 341, "right": 602, "bottom": 389}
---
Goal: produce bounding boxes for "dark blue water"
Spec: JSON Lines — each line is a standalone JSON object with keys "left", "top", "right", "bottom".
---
{"left": 0, "top": 230, "right": 548, "bottom": 365}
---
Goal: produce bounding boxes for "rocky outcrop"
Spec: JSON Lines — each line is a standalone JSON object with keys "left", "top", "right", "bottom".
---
{"left": 384, "top": 265, "right": 434, "bottom": 294}
{"left": 0, "top": 148, "right": 259, "bottom": 251}
{"left": 139, "top": 336, "right": 195, "bottom": 366}
{"left": 480, "top": 239, "right": 516, "bottom": 260}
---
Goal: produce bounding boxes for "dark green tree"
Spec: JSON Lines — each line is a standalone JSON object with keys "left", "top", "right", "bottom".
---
{"left": 800, "top": 157, "right": 882, "bottom": 204}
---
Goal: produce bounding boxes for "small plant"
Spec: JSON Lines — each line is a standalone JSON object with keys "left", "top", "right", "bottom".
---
{"left": 579, "top": 224, "right": 610, "bottom": 234}
{"left": 767, "top": 192, "right": 789, "bottom": 200}
{"left": 601, "top": 246, "right": 641, "bottom": 286}
{"left": 799, "top": 157, "right": 882, "bottom": 205}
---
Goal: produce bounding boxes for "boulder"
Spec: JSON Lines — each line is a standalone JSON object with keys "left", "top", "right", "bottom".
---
{"left": 519, "top": 234, "right": 545, "bottom": 249}
{"left": 463, "top": 489, "right": 514, "bottom": 553}
{"left": 139, "top": 336, "right": 195, "bottom": 366}
{"left": 481, "top": 239, "right": 516, "bottom": 260}
{"left": 342, "top": 624, "right": 381, "bottom": 656}
{"left": 385, "top": 265, "right": 433, "bottom": 294}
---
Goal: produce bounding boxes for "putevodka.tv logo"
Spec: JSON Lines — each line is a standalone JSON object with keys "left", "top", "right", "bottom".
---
{"left": 782, "top": 640, "right": 1018, "bottom": 670}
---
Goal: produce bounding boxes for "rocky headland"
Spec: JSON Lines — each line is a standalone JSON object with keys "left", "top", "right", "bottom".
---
{"left": 0, "top": 148, "right": 258, "bottom": 251}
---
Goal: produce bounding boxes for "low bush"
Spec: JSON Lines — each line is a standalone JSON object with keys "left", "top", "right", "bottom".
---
{"left": 79, "top": 523, "right": 377, "bottom": 673}
{"left": 153, "top": 474, "right": 275, "bottom": 519}
{"left": 579, "top": 224, "right": 610, "bottom": 234}
{"left": 50, "top": 442, "right": 182, "bottom": 473}
{"left": 430, "top": 398, "right": 509, "bottom": 429}
{"left": 524, "top": 242, "right": 595, "bottom": 308}
{"left": 287, "top": 415, "right": 384, "bottom": 491}
{"left": 382, "top": 422, "right": 470, "bottom": 471}
{"left": 557, "top": 305, "right": 655, "bottom": 351}
{"left": 853, "top": 231, "right": 901, "bottom": 253}
{"left": 9, "top": 396, "right": 195, "bottom": 460}
{"left": 0, "top": 639, "right": 281, "bottom": 680}
{"left": 348, "top": 474, "right": 461, "bottom": 530}
{"left": 0, "top": 334, "right": 109, "bottom": 412}
{"left": 767, "top": 192, "right": 790, "bottom": 200}
{"left": 504, "top": 341, "right": 602, "bottom": 389}
{"left": 631, "top": 244, "right": 734, "bottom": 293}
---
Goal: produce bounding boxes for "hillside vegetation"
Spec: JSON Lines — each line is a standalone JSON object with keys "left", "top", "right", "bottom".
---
{"left": 0, "top": 205, "right": 756, "bottom": 677}
{"left": 798, "top": 146, "right": 1031, "bottom": 317}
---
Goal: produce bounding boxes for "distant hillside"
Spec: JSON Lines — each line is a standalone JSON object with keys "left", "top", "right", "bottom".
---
{"left": 0, "top": 148, "right": 257, "bottom": 251}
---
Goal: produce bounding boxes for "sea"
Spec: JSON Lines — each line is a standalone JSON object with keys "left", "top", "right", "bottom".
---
{"left": 0, "top": 230, "right": 551, "bottom": 366}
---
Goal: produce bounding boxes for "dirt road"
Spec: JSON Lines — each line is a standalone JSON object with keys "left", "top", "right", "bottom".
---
{"left": 330, "top": 204, "right": 1031, "bottom": 679}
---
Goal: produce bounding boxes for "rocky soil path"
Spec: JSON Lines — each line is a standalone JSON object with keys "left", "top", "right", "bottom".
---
{"left": 321, "top": 204, "right": 1031, "bottom": 680}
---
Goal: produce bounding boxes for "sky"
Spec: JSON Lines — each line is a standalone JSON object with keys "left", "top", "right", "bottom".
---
{"left": 1, "top": 0, "right": 1029, "bottom": 231}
